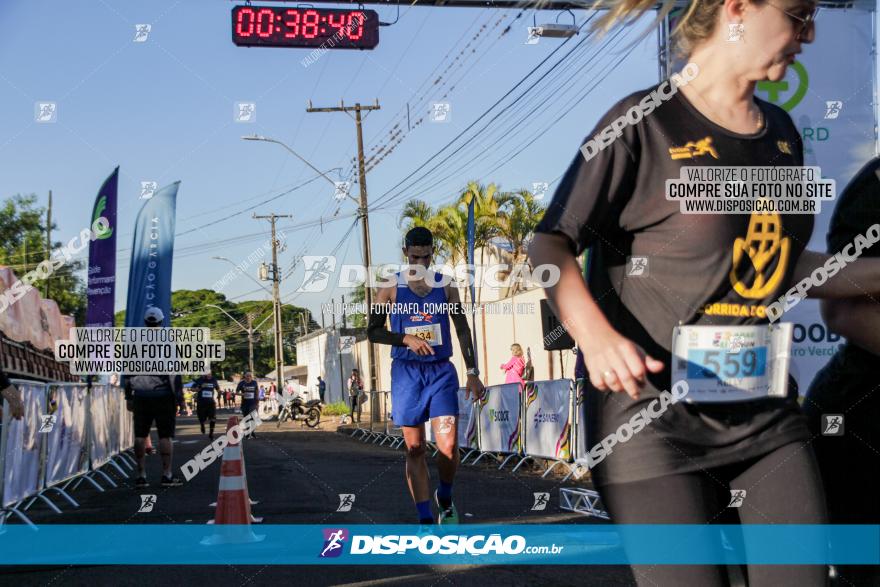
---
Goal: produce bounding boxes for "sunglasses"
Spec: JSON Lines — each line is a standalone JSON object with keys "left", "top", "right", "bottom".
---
{"left": 766, "top": 2, "right": 819, "bottom": 39}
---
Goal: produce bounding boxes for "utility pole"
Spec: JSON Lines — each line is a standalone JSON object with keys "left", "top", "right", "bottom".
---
{"left": 45, "top": 190, "right": 52, "bottom": 298}
{"left": 307, "top": 99, "right": 381, "bottom": 396}
{"left": 254, "top": 212, "right": 292, "bottom": 398}
{"left": 341, "top": 294, "right": 347, "bottom": 328}
{"left": 246, "top": 313, "right": 255, "bottom": 375}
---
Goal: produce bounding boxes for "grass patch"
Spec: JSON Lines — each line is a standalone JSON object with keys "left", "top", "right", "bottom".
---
{"left": 322, "top": 401, "right": 351, "bottom": 416}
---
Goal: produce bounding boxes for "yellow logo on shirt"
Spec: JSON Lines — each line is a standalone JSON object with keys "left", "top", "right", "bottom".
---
{"left": 729, "top": 212, "right": 790, "bottom": 299}
{"left": 669, "top": 137, "right": 719, "bottom": 160}
{"left": 777, "top": 140, "right": 792, "bottom": 155}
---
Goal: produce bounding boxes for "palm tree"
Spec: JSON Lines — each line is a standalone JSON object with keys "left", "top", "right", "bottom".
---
{"left": 399, "top": 199, "right": 454, "bottom": 263}
{"left": 496, "top": 189, "right": 545, "bottom": 295}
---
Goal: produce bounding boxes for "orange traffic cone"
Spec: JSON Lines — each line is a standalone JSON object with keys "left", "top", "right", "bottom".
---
{"left": 201, "top": 416, "right": 264, "bottom": 545}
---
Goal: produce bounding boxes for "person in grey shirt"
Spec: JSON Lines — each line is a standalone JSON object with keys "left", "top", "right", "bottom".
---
{"left": 124, "top": 307, "right": 185, "bottom": 488}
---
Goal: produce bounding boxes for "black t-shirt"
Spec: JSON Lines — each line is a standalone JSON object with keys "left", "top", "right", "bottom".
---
{"left": 193, "top": 376, "right": 220, "bottom": 404}
{"left": 536, "top": 85, "right": 814, "bottom": 485}
{"left": 237, "top": 380, "right": 259, "bottom": 403}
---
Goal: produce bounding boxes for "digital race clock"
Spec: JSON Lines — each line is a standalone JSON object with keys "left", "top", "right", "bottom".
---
{"left": 232, "top": 5, "right": 379, "bottom": 50}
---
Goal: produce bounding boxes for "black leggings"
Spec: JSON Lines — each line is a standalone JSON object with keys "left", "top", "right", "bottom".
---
{"left": 600, "top": 441, "right": 828, "bottom": 587}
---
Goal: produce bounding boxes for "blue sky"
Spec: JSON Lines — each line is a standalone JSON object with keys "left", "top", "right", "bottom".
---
{"left": 0, "top": 0, "right": 875, "bottom": 326}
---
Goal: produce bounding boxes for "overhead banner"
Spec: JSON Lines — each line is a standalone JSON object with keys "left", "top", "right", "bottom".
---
{"left": 663, "top": 9, "right": 877, "bottom": 393}
{"left": 85, "top": 167, "right": 119, "bottom": 328}
{"left": 124, "top": 182, "right": 179, "bottom": 328}
{"left": 523, "top": 379, "right": 572, "bottom": 461}
{"left": 476, "top": 383, "right": 521, "bottom": 455}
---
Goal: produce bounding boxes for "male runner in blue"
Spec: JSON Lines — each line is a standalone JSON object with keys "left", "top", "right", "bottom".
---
{"left": 368, "top": 227, "right": 484, "bottom": 525}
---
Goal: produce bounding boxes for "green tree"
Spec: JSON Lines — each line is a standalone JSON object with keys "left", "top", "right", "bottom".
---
{"left": 116, "top": 289, "right": 318, "bottom": 379}
{"left": 0, "top": 193, "right": 86, "bottom": 321}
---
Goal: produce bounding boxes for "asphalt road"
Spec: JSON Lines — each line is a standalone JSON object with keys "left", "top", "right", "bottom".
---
{"left": 5, "top": 409, "right": 636, "bottom": 586}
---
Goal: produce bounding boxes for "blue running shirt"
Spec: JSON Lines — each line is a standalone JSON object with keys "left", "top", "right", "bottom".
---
{"left": 390, "top": 271, "right": 453, "bottom": 362}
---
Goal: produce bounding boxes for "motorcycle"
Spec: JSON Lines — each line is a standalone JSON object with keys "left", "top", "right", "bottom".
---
{"left": 276, "top": 394, "right": 322, "bottom": 428}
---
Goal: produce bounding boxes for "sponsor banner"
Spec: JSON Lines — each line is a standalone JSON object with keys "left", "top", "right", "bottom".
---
{"left": 124, "top": 182, "right": 179, "bottom": 329}
{"left": 476, "top": 383, "right": 521, "bottom": 454}
{"left": 0, "top": 525, "right": 876, "bottom": 564}
{"left": 85, "top": 167, "right": 119, "bottom": 327}
{"left": 1, "top": 381, "right": 47, "bottom": 507}
{"left": 523, "top": 380, "right": 572, "bottom": 460}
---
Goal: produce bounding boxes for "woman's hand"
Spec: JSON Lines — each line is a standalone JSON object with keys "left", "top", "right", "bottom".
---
{"left": 580, "top": 324, "right": 664, "bottom": 400}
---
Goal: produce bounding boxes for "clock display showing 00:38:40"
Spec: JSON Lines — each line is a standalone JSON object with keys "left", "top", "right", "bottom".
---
{"left": 232, "top": 6, "right": 379, "bottom": 49}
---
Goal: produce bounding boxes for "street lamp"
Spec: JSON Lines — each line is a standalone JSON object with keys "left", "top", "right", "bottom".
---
{"left": 241, "top": 134, "right": 359, "bottom": 205}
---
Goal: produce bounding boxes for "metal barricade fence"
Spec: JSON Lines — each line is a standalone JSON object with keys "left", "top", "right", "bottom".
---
{"left": 1, "top": 379, "right": 136, "bottom": 528}
{"left": 347, "top": 379, "right": 588, "bottom": 479}
{"left": 0, "top": 380, "right": 48, "bottom": 527}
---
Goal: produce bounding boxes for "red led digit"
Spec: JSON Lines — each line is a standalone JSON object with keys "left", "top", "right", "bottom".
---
{"left": 283, "top": 9, "right": 300, "bottom": 38}
{"left": 347, "top": 12, "right": 364, "bottom": 40}
{"left": 302, "top": 10, "right": 320, "bottom": 39}
{"left": 255, "top": 8, "right": 275, "bottom": 38}
{"left": 235, "top": 8, "right": 255, "bottom": 37}
{"left": 327, "top": 12, "right": 346, "bottom": 37}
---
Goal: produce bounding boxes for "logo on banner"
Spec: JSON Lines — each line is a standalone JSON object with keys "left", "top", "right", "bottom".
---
{"left": 488, "top": 408, "right": 509, "bottom": 422}
{"left": 320, "top": 528, "right": 349, "bottom": 558}
{"left": 533, "top": 408, "right": 560, "bottom": 429}
{"left": 92, "top": 195, "right": 114, "bottom": 239}
{"left": 756, "top": 61, "right": 808, "bottom": 112}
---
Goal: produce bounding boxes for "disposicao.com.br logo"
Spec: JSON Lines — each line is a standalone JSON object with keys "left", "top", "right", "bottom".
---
{"left": 319, "top": 529, "right": 563, "bottom": 557}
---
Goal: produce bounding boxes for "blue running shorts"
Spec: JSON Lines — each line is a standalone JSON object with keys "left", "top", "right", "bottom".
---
{"left": 391, "top": 359, "right": 459, "bottom": 427}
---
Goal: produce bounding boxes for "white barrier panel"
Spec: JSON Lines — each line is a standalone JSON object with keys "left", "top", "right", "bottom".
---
{"left": 89, "top": 384, "right": 111, "bottom": 469}
{"left": 424, "top": 388, "right": 478, "bottom": 449}
{"left": 105, "top": 386, "right": 121, "bottom": 457}
{"left": 116, "top": 386, "right": 134, "bottom": 451}
{"left": 523, "top": 379, "right": 572, "bottom": 461}
{"left": 44, "top": 384, "right": 89, "bottom": 488}
{"left": 573, "top": 379, "right": 589, "bottom": 462}
{"left": 0, "top": 381, "right": 47, "bottom": 507}
{"left": 458, "top": 389, "right": 477, "bottom": 450}
{"left": 476, "top": 383, "right": 521, "bottom": 455}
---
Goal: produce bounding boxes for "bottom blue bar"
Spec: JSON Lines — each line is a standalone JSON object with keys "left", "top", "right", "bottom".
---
{"left": 0, "top": 525, "right": 877, "bottom": 565}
